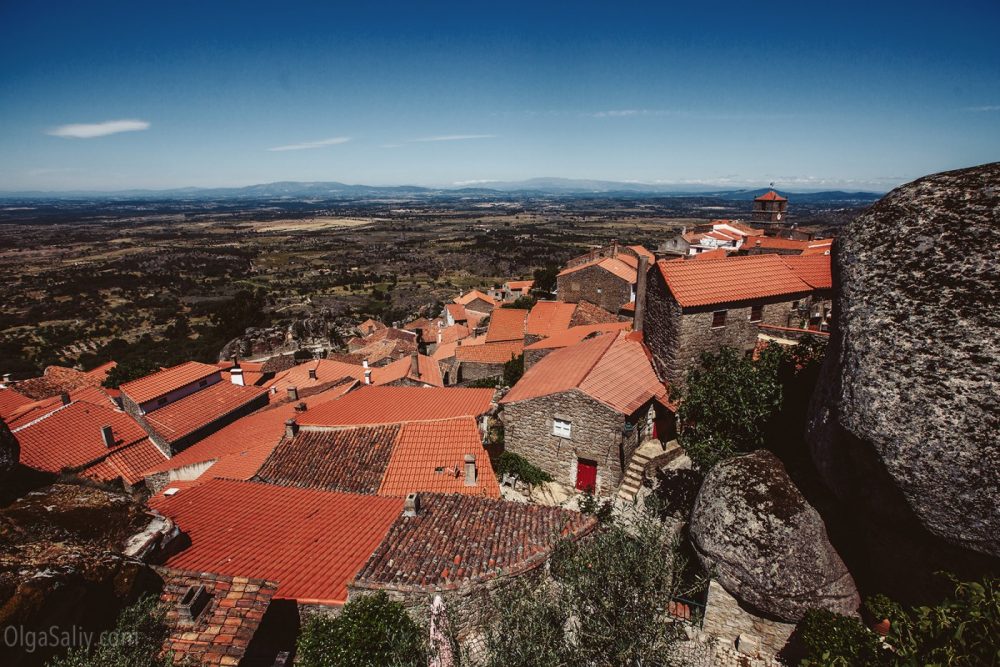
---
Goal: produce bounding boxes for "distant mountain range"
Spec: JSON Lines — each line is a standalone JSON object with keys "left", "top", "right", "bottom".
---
{"left": 0, "top": 178, "right": 885, "bottom": 201}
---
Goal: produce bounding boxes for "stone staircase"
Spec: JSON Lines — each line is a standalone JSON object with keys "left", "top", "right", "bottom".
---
{"left": 617, "top": 439, "right": 678, "bottom": 502}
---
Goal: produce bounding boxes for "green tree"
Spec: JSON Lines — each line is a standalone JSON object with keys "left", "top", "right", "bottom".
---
{"left": 296, "top": 592, "right": 426, "bottom": 667}
{"left": 48, "top": 595, "right": 170, "bottom": 667}
{"left": 532, "top": 265, "right": 559, "bottom": 294}
{"left": 798, "top": 608, "right": 886, "bottom": 667}
{"left": 482, "top": 515, "right": 701, "bottom": 666}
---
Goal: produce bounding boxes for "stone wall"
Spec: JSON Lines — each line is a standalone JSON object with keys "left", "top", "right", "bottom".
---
{"left": 702, "top": 579, "right": 796, "bottom": 659}
{"left": 557, "top": 264, "right": 632, "bottom": 313}
{"left": 523, "top": 347, "right": 551, "bottom": 370}
{"left": 457, "top": 361, "right": 504, "bottom": 384}
{"left": 644, "top": 269, "right": 811, "bottom": 389}
{"left": 502, "top": 389, "right": 647, "bottom": 494}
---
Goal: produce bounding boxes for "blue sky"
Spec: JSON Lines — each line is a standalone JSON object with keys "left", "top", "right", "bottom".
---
{"left": 1, "top": 1, "right": 998, "bottom": 192}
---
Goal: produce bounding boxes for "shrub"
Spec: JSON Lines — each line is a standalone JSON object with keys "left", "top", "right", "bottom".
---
{"left": 798, "top": 608, "right": 885, "bottom": 666}
{"left": 494, "top": 451, "right": 552, "bottom": 488}
{"left": 296, "top": 592, "right": 426, "bottom": 667}
{"left": 49, "top": 595, "right": 170, "bottom": 667}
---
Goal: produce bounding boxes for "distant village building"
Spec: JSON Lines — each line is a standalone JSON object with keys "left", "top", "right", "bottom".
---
{"left": 556, "top": 242, "right": 654, "bottom": 313}
{"left": 500, "top": 330, "right": 672, "bottom": 495}
{"left": 657, "top": 220, "right": 764, "bottom": 258}
{"left": 751, "top": 190, "right": 789, "bottom": 224}
{"left": 643, "top": 254, "right": 832, "bottom": 388}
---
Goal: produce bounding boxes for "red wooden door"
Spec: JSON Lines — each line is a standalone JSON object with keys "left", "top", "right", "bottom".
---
{"left": 575, "top": 459, "right": 597, "bottom": 492}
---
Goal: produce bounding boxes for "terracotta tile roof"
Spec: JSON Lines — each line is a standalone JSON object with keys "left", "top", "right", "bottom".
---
{"left": 298, "top": 386, "right": 494, "bottom": 427}
{"left": 445, "top": 303, "right": 468, "bottom": 321}
{"left": 505, "top": 279, "right": 534, "bottom": 291}
{"left": 558, "top": 256, "right": 637, "bottom": 284}
{"left": 438, "top": 323, "right": 471, "bottom": 345}
{"left": 12, "top": 400, "right": 165, "bottom": 482}
{"left": 749, "top": 236, "right": 810, "bottom": 251}
{"left": 524, "top": 322, "right": 631, "bottom": 350}
{"left": 722, "top": 220, "right": 765, "bottom": 237}
{"left": 348, "top": 326, "right": 418, "bottom": 351}
{"left": 85, "top": 361, "right": 118, "bottom": 381}
{"left": 755, "top": 190, "right": 787, "bottom": 201}
{"left": 85, "top": 438, "right": 168, "bottom": 485}
{"left": 656, "top": 254, "right": 814, "bottom": 308}
{"left": 503, "top": 331, "right": 667, "bottom": 414}
{"left": 454, "top": 289, "right": 498, "bottom": 308}
{"left": 353, "top": 494, "right": 596, "bottom": 591}
{"left": 120, "top": 362, "right": 221, "bottom": 405}
{"left": 692, "top": 247, "right": 730, "bottom": 260}
{"left": 2, "top": 386, "right": 115, "bottom": 430}
{"left": 620, "top": 301, "right": 636, "bottom": 312}
{"left": 432, "top": 333, "right": 485, "bottom": 362}
{"left": 358, "top": 318, "right": 386, "bottom": 335}
{"left": 158, "top": 567, "right": 278, "bottom": 666}
{"left": 13, "top": 365, "right": 105, "bottom": 400}
{"left": 155, "top": 478, "right": 403, "bottom": 604}
{"left": 525, "top": 301, "right": 577, "bottom": 337}
{"left": 372, "top": 354, "right": 444, "bottom": 387}
{"left": 142, "top": 387, "right": 347, "bottom": 478}
{"left": 354, "top": 338, "right": 418, "bottom": 365}
{"left": 143, "top": 381, "right": 268, "bottom": 444}
{"left": 0, "top": 388, "right": 33, "bottom": 420}
{"left": 800, "top": 244, "right": 832, "bottom": 256}
{"left": 264, "top": 359, "right": 365, "bottom": 395}
{"left": 379, "top": 418, "right": 499, "bottom": 498}
{"left": 570, "top": 300, "right": 620, "bottom": 326}
{"left": 485, "top": 308, "right": 528, "bottom": 342}
{"left": 779, "top": 254, "right": 833, "bottom": 290}
{"left": 455, "top": 340, "right": 523, "bottom": 364}
{"left": 255, "top": 425, "right": 401, "bottom": 494}
{"left": 627, "top": 245, "right": 655, "bottom": 262}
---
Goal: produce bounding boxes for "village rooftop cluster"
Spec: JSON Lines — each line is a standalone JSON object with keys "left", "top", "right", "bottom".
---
{"left": 0, "top": 192, "right": 834, "bottom": 664}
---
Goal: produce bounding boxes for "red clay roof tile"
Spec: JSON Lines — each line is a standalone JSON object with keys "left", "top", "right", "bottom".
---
{"left": 120, "top": 362, "right": 221, "bottom": 404}
{"left": 379, "top": 418, "right": 499, "bottom": 498}
{"left": 154, "top": 479, "right": 403, "bottom": 604}
{"left": 779, "top": 254, "right": 833, "bottom": 290}
{"left": 656, "top": 254, "right": 814, "bottom": 308}
{"left": 143, "top": 382, "right": 268, "bottom": 444}
{"left": 485, "top": 308, "right": 528, "bottom": 342}
{"left": 523, "top": 322, "right": 631, "bottom": 350}
{"left": 297, "top": 386, "right": 494, "bottom": 427}
{"left": 371, "top": 354, "right": 443, "bottom": 387}
{"left": 525, "top": 301, "right": 577, "bottom": 337}
{"left": 455, "top": 340, "right": 523, "bottom": 364}
{"left": 755, "top": 190, "right": 787, "bottom": 201}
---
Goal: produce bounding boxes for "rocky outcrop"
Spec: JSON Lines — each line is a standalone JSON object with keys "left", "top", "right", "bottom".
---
{"left": 0, "top": 420, "right": 17, "bottom": 485}
{"left": 690, "top": 450, "right": 859, "bottom": 622}
{"left": 808, "top": 163, "right": 1000, "bottom": 562}
{"left": 0, "top": 484, "right": 163, "bottom": 666}
{"left": 219, "top": 308, "right": 350, "bottom": 361}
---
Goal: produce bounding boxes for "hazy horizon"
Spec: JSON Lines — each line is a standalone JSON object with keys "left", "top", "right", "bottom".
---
{"left": 2, "top": 1, "right": 998, "bottom": 192}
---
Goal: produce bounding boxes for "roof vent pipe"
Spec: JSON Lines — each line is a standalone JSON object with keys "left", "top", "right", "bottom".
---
{"left": 230, "top": 367, "right": 245, "bottom": 386}
{"left": 284, "top": 418, "right": 299, "bottom": 439}
{"left": 364, "top": 369, "right": 372, "bottom": 385}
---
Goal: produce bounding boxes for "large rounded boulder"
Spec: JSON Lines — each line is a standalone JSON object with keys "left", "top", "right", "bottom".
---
{"left": 690, "top": 450, "right": 859, "bottom": 622}
{"left": 808, "top": 163, "right": 1000, "bottom": 560}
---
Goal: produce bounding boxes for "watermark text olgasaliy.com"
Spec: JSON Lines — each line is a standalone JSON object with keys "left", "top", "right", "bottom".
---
{"left": 3, "top": 625, "right": 138, "bottom": 653}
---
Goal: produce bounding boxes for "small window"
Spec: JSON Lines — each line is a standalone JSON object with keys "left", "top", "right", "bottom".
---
{"left": 791, "top": 300, "right": 800, "bottom": 309}
{"left": 553, "top": 418, "right": 572, "bottom": 439}
{"left": 750, "top": 304, "right": 764, "bottom": 322}
{"left": 711, "top": 310, "right": 727, "bottom": 328}
{"left": 198, "top": 379, "right": 208, "bottom": 387}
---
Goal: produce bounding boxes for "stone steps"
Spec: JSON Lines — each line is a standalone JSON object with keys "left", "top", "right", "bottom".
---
{"left": 617, "top": 446, "right": 656, "bottom": 501}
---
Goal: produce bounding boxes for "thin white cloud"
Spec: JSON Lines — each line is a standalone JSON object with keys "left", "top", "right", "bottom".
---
{"left": 47, "top": 119, "right": 150, "bottom": 138}
{"left": 409, "top": 134, "right": 496, "bottom": 142}
{"left": 588, "top": 109, "right": 678, "bottom": 118}
{"left": 267, "top": 136, "right": 351, "bottom": 152}
{"left": 964, "top": 105, "right": 1000, "bottom": 112}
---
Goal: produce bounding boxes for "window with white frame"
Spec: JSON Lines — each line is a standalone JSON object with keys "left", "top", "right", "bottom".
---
{"left": 552, "top": 418, "right": 572, "bottom": 438}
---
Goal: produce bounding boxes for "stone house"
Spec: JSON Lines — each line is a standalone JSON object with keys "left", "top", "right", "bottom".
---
{"left": 556, "top": 242, "right": 653, "bottom": 313}
{"left": 643, "top": 254, "right": 831, "bottom": 389}
{"left": 500, "top": 330, "right": 672, "bottom": 496}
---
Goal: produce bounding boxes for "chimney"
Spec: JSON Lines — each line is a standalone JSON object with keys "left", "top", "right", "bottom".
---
{"left": 1, "top": 373, "right": 10, "bottom": 387}
{"left": 464, "top": 454, "right": 477, "bottom": 486}
{"left": 60, "top": 391, "right": 71, "bottom": 406}
{"left": 284, "top": 418, "right": 299, "bottom": 439}
{"left": 404, "top": 492, "right": 421, "bottom": 517}
{"left": 308, "top": 367, "right": 317, "bottom": 380}
{"left": 100, "top": 425, "right": 115, "bottom": 448}
{"left": 230, "top": 367, "right": 245, "bottom": 386}
{"left": 410, "top": 352, "right": 420, "bottom": 378}
{"left": 177, "top": 585, "right": 211, "bottom": 623}
{"left": 294, "top": 401, "right": 307, "bottom": 412}
{"left": 364, "top": 369, "right": 372, "bottom": 385}
{"left": 437, "top": 331, "right": 443, "bottom": 344}
{"left": 634, "top": 255, "right": 649, "bottom": 333}
{"left": 362, "top": 359, "right": 369, "bottom": 369}
{"left": 287, "top": 386, "right": 299, "bottom": 401}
